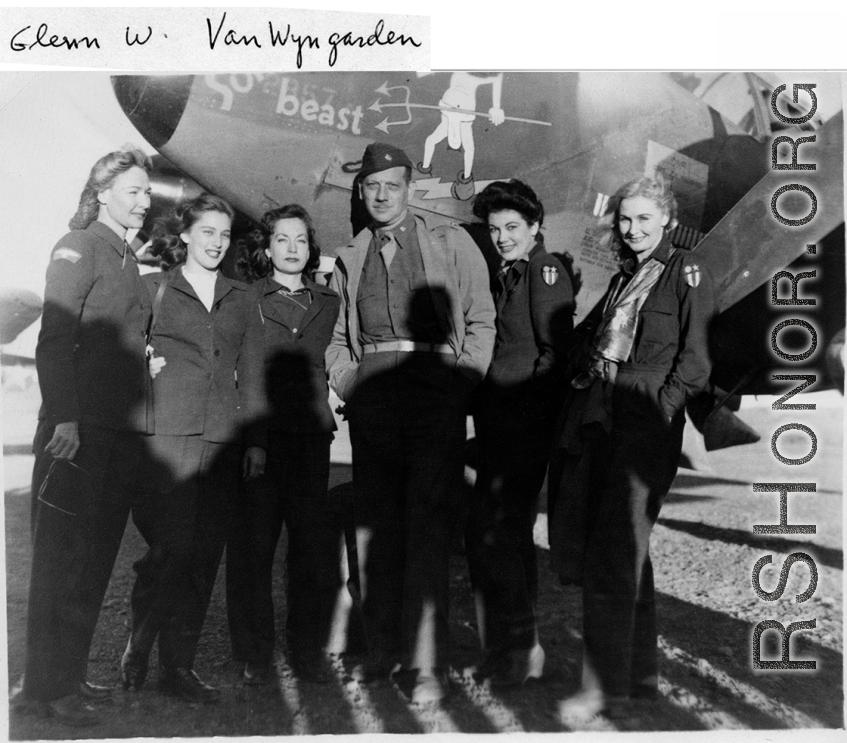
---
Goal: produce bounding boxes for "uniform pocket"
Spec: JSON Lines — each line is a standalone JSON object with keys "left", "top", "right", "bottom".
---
{"left": 642, "top": 295, "right": 677, "bottom": 315}
{"left": 636, "top": 295, "right": 678, "bottom": 362}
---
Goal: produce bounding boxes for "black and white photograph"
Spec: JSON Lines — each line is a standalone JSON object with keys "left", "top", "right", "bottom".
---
{"left": 1, "top": 8, "right": 844, "bottom": 739}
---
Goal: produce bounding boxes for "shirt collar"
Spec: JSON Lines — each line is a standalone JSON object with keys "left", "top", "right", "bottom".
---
{"left": 499, "top": 241, "right": 541, "bottom": 274}
{"left": 262, "top": 273, "right": 334, "bottom": 296}
{"left": 650, "top": 237, "right": 674, "bottom": 264}
{"left": 621, "top": 237, "right": 674, "bottom": 275}
{"left": 372, "top": 211, "right": 416, "bottom": 248}
{"left": 88, "top": 220, "right": 127, "bottom": 258}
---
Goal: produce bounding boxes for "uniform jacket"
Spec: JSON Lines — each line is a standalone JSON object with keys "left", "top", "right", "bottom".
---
{"left": 253, "top": 275, "right": 340, "bottom": 433}
{"left": 483, "top": 242, "right": 575, "bottom": 400}
{"left": 326, "top": 214, "right": 496, "bottom": 401}
{"left": 144, "top": 269, "right": 266, "bottom": 447}
{"left": 36, "top": 220, "right": 152, "bottom": 432}
{"left": 591, "top": 238, "right": 715, "bottom": 419}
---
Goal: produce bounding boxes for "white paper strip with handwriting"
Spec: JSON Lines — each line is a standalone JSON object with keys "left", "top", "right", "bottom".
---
{"left": 1, "top": 7, "right": 430, "bottom": 71}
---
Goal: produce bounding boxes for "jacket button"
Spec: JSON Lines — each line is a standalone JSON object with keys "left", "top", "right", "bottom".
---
{"left": 214, "top": 349, "right": 221, "bottom": 357}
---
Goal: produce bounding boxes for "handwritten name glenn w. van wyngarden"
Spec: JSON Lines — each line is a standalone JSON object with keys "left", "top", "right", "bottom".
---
{"left": 8, "top": 11, "right": 422, "bottom": 69}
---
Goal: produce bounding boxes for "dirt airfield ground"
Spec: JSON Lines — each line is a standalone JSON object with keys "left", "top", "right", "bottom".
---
{"left": 3, "top": 380, "right": 843, "bottom": 737}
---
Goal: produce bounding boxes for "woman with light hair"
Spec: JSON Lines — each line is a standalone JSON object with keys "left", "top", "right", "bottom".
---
{"left": 19, "top": 145, "right": 154, "bottom": 726}
{"left": 549, "top": 176, "right": 715, "bottom": 719}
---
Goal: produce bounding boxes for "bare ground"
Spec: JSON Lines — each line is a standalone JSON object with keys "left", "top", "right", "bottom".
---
{"left": 3, "top": 385, "right": 843, "bottom": 737}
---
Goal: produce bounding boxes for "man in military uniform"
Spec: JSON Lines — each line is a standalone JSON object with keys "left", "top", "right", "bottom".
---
{"left": 326, "top": 142, "right": 495, "bottom": 703}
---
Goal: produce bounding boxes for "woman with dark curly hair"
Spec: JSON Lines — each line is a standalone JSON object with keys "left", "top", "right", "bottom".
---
{"left": 119, "top": 193, "right": 266, "bottom": 704}
{"left": 551, "top": 176, "right": 714, "bottom": 719}
{"left": 465, "top": 179, "right": 576, "bottom": 686}
{"left": 226, "top": 204, "right": 342, "bottom": 685}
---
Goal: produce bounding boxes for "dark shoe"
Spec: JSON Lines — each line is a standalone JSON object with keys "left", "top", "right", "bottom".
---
{"left": 8, "top": 678, "right": 44, "bottom": 718}
{"left": 357, "top": 649, "right": 396, "bottom": 683}
{"left": 47, "top": 694, "right": 99, "bottom": 727}
{"left": 290, "top": 654, "right": 333, "bottom": 685}
{"left": 242, "top": 661, "right": 270, "bottom": 686}
{"left": 159, "top": 667, "right": 221, "bottom": 704}
{"left": 472, "top": 648, "right": 509, "bottom": 683}
{"left": 121, "top": 638, "right": 149, "bottom": 690}
{"left": 631, "top": 675, "right": 659, "bottom": 701}
{"left": 489, "top": 644, "right": 545, "bottom": 688}
{"left": 78, "top": 681, "right": 113, "bottom": 703}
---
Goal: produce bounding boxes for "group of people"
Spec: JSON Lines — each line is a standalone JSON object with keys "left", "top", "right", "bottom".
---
{"left": 16, "top": 138, "right": 713, "bottom": 726}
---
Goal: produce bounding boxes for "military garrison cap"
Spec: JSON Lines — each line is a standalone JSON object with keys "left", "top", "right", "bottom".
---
{"left": 359, "top": 142, "right": 414, "bottom": 179}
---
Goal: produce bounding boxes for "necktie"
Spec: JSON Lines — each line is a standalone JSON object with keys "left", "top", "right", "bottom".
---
{"left": 497, "top": 261, "right": 515, "bottom": 298}
{"left": 379, "top": 231, "right": 397, "bottom": 270}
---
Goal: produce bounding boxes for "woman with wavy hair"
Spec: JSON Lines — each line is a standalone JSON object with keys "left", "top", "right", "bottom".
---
{"left": 119, "top": 193, "right": 266, "bottom": 704}
{"left": 226, "top": 204, "right": 342, "bottom": 685}
{"left": 465, "top": 179, "right": 575, "bottom": 686}
{"left": 19, "top": 145, "right": 153, "bottom": 726}
{"left": 550, "top": 176, "right": 714, "bottom": 719}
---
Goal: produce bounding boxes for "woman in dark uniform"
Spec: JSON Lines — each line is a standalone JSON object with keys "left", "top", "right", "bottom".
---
{"left": 465, "top": 180, "right": 575, "bottom": 686}
{"left": 20, "top": 145, "right": 153, "bottom": 726}
{"left": 551, "top": 176, "right": 714, "bottom": 719}
{"left": 226, "top": 205, "right": 342, "bottom": 685}
{"left": 120, "top": 193, "right": 266, "bottom": 703}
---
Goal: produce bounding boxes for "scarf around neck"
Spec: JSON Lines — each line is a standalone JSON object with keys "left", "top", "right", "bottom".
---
{"left": 573, "top": 247, "right": 673, "bottom": 387}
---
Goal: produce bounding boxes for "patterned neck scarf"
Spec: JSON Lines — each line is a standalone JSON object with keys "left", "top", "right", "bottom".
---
{"left": 574, "top": 248, "right": 673, "bottom": 386}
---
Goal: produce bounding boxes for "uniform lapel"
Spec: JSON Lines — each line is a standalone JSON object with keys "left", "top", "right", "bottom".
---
{"left": 260, "top": 278, "right": 292, "bottom": 329}
{"left": 89, "top": 220, "right": 127, "bottom": 259}
{"left": 415, "top": 216, "right": 453, "bottom": 331}
{"left": 169, "top": 268, "right": 202, "bottom": 303}
{"left": 337, "top": 229, "right": 371, "bottom": 357}
{"left": 297, "top": 278, "right": 330, "bottom": 335}
{"left": 213, "top": 274, "right": 235, "bottom": 306}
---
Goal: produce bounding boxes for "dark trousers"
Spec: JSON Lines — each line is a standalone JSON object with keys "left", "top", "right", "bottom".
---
{"left": 347, "top": 352, "right": 470, "bottom": 671}
{"left": 128, "top": 434, "right": 239, "bottom": 670}
{"left": 226, "top": 432, "right": 340, "bottom": 665}
{"left": 580, "top": 368, "right": 683, "bottom": 697}
{"left": 466, "top": 395, "right": 554, "bottom": 653}
{"left": 24, "top": 423, "right": 147, "bottom": 701}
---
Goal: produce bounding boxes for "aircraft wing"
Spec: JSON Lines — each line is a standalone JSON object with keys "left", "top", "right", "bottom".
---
{"left": 697, "top": 112, "right": 844, "bottom": 396}
{"left": 0, "top": 288, "right": 42, "bottom": 345}
{"left": 699, "top": 112, "right": 843, "bottom": 316}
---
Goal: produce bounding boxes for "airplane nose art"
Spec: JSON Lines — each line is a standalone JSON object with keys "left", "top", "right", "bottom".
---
{"left": 111, "top": 75, "right": 194, "bottom": 149}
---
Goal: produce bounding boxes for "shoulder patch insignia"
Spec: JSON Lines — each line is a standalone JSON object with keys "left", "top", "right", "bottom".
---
{"left": 542, "top": 265, "right": 559, "bottom": 285}
{"left": 53, "top": 247, "right": 82, "bottom": 264}
{"left": 684, "top": 264, "right": 701, "bottom": 288}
